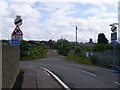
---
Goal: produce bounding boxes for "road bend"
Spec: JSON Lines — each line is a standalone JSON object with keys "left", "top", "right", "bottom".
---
{"left": 20, "top": 49, "right": 119, "bottom": 88}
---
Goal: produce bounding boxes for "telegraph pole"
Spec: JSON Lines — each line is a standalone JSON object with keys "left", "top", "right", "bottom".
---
{"left": 75, "top": 25, "right": 78, "bottom": 43}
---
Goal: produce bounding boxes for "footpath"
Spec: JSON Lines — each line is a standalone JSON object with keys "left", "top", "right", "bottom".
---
{"left": 13, "top": 68, "right": 62, "bottom": 89}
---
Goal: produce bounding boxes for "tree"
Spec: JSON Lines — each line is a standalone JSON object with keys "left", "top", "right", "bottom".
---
{"left": 93, "top": 44, "right": 105, "bottom": 51}
{"left": 55, "top": 39, "right": 71, "bottom": 56}
{"left": 20, "top": 40, "right": 30, "bottom": 51}
{"left": 105, "top": 44, "right": 113, "bottom": 50}
{"left": 97, "top": 33, "right": 108, "bottom": 44}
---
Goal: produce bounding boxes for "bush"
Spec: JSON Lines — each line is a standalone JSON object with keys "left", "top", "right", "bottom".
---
{"left": 20, "top": 40, "right": 48, "bottom": 60}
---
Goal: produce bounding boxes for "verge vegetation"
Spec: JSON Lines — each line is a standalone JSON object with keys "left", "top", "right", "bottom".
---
{"left": 55, "top": 38, "right": 120, "bottom": 68}
{"left": 20, "top": 40, "right": 48, "bottom": 60}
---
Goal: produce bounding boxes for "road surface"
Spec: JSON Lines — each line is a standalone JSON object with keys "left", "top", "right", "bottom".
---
{"left": 20, "top": 49, "right": 119, "bottom": 89}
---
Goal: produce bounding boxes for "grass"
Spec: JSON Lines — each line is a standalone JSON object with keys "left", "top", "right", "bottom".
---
{"left": 67, "top": 52, "right": 92, "bottom": 65}
{"left": 67, "top": 52, "right": 119, "bottom": 70}
{"left": 20, "top": 48, "right": 48, "bottom": 60}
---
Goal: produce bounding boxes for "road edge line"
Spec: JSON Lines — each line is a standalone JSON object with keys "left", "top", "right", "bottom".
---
{"left": 44, "top": 70, "right": 50, "bottom": 76}
{"left": 41, "top": 67, "right": 71, "bottom": 90}
{"left": 114, "top": 82, "right": 120, "bottom": 85}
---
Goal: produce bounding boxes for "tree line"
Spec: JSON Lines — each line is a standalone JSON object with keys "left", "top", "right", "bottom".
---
{"left": 1, "top": 32, "right": 120, "bottom": 61}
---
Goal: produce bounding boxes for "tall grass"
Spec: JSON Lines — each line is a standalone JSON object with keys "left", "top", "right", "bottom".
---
{"left": 67, "top": 52, "right": 92, "bottom": 65}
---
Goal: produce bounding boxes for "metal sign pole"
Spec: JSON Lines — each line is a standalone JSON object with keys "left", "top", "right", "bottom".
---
{"left": 113, "top": 45, "right": 115, "bottom": 66}
{"left": 110, "top": 23, "right": 119, "bottom": 67}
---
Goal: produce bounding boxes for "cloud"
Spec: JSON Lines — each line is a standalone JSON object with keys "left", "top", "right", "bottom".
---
{"left": 49, "top": 2, "right": 118, "bottom": 42}
{"left": 0, "top": 1, "right": 9, "bottom": 17}
{"left": 1, "top": 0, "right": 41, "bottom": 40}
{"left": 0, "top": 0, "right": 119, "bottom": 43}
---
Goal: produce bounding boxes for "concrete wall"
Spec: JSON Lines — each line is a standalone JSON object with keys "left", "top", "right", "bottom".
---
{"left": 2, "top": 44, "right": 20, "bottom": 88}
{"left": 0, "top": 43, "right": 2, "bottom": 90}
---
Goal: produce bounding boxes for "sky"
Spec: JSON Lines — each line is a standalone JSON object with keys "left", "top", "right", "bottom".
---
{"left": 0, "top": 0, "right": 119, "bottom": 43}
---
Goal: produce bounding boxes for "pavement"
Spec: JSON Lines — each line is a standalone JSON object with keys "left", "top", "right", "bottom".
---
{"left": 20, "top": 68, "right": 62, "bottom": 89}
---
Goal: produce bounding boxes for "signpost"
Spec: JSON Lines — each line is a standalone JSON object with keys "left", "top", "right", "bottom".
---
{"left": 10, "top": 15, "right": 23, "bottom": 45}
{"left": 110, "top": 24, "right": 118, "bottom": 47}
{"left": 110, "top": 23, "right": 119, "bottom": 66}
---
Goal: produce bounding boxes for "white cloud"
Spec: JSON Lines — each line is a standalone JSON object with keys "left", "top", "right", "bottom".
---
{"left": 0, "top": 1, "right": 9, "bottom": 17}
{"left": 0, "top": 0, "right": 119, "bottom": 43}
{"left": 83, "top": 6, "right": 108, "bottom": 14}
{"left": 1, "top": 0, "right": 41, "bottom": 40}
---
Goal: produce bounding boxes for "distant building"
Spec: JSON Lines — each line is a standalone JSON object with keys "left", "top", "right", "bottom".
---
{"left": 87, "top": 38, "right": 96, "bottom": 46}
{"left": 47, "top": 39, "right": 56, "bottom": 49}
{"left": 79, "top": 38, "right": 96, "bottom": 46}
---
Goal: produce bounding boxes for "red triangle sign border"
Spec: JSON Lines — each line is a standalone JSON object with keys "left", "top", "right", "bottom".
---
{"left": 11, "top": 26, "right": 23, "bottom": 36}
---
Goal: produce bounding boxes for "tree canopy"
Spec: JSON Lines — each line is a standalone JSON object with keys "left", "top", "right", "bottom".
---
{"left": 97, "top": 33, "right": 108, "bottom": 44}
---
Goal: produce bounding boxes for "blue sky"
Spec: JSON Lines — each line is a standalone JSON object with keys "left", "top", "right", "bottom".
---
{"left": 0, "top": 0, "right": 119, "bottom": 43}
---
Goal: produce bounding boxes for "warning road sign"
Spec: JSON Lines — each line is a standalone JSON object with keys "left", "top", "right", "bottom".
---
{"left": 11, "top": 26, "right": 23, "bottom": 40}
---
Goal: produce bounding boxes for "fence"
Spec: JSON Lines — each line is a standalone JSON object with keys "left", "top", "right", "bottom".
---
{"left": 82, "top": 50, "right": 120, "bottom": 67}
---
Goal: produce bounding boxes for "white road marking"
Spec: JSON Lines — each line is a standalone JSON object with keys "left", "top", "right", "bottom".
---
{"left": 41, "top": 67, "right": 71, "bottom": 90}
{"left": 83, "top": 70, "right": 96, "bottom": 76}
{"left": 44, "top": 71, "right": 50, "bottom": 76}
{"left": 114, "top": 82, "right": 120, "bottom": 85}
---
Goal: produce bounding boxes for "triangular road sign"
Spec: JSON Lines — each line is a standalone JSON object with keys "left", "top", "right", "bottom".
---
{"left": 12, "top": 26, "right": 23, "bottom": 36}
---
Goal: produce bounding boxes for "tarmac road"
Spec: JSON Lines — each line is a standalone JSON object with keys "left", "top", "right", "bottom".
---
{"left": 20, "top": 49, "right": 119, "bottom": 89}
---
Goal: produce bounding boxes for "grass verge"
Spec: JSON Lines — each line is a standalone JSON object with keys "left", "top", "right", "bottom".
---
{"left": 67, "top": 52, "right": 92, "bottom": 65}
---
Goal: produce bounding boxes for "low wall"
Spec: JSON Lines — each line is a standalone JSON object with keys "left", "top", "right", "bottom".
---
{"left": 1, "top": 44, "right": 20, "bottom": 88}
{"left": 0, "top": 43, "right": 2, "bottom": 90}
